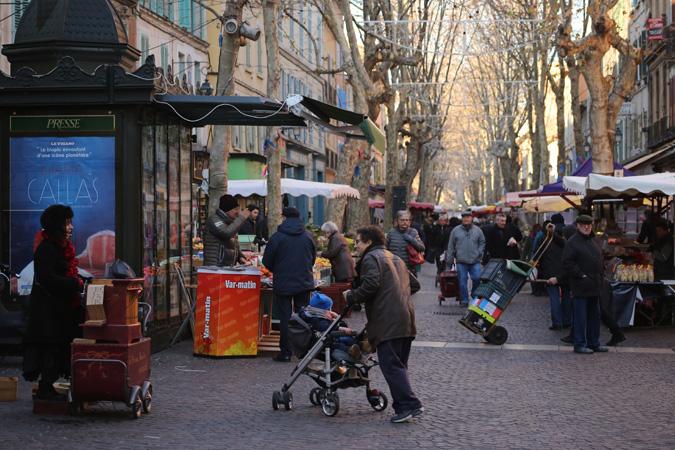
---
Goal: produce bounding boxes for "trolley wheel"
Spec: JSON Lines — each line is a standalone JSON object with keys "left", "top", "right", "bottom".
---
{"left": 142, "top": 383, "right": 153, "bottom": 414}
{"left": 282, "top": 391, "right": 293, "bottom": 411}
{"left": 309, "top": 387, "right": 322, "bottom": 406}
{"left": 131, "top": 390, "right": 142, "bottom": 419}
{"left": 272, "top": 391, "right": 281, "bottom": 410}
{"left": 486, "top": 326, "right": 508, "bottom": 345}
{"left": 366, "top": 389, "right": 388, "bottom": 412}
{"left": 321, "top": 391, "right": 340, "bottom": 417}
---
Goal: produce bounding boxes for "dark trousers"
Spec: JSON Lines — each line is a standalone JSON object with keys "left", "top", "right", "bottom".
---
{"left": 275, "top": 291, "right": 311, "bottom": 357}
{"left": 376, "top": 337, "right": 422, "bottom": 414}
{"left": 573, "top": 296, "right": 601, "bottom": 349}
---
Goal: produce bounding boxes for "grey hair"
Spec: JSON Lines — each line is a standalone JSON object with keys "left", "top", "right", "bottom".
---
{"left": 395, "top": 210, "right": 411, "bottom": 220}
{"left": 320, "top": 221, "right": 339, "bottom": 234}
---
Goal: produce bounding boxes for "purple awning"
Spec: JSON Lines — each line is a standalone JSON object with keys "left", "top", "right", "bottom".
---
{"left": 541, "top": 158, "right": 635, "bottom": 193}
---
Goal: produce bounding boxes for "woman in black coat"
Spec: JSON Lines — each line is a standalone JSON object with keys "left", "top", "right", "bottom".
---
{"left": 320, "top": 221, "right": 356, "bottom": 282}
{"left": 23, "top": 204, "right": 83, "bottom": 400}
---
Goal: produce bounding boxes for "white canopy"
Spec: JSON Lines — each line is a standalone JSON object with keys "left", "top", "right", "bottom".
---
{"left": 227, "top": 178, "right": 361, "bottom": 199}
{"left": 563, "top": 173, "right": 675, "bottom": 197}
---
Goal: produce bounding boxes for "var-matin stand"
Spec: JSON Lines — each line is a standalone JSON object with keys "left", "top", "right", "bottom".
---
{"left": 193, "top": 266, "right": 261, "bottom": 357}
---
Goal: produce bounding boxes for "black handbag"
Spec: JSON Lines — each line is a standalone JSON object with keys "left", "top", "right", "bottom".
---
{"left": 409, "top": 270, "right": 421, "bottom": 295}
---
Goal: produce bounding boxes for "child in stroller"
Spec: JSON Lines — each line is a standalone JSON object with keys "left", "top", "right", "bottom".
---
{"left": 272, "top": 292, "right": 389, "bottom": 417}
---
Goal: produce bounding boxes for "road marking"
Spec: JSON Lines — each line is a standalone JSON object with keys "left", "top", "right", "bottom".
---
{"left": 412, "top": 340, "right": 675, "bottom": 355}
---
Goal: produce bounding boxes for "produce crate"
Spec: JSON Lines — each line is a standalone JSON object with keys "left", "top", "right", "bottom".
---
{"left": 0, "top": 376, "right": 18, "bottom": 402}
{"left": 473, "top": 280, "right": 512, "bottom": 309}
{"left": 318, "top": 282, "right": 352, "bottom": 318}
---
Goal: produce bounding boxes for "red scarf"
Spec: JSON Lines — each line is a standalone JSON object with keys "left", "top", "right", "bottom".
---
{"left": 41, "top": 230, "right": 83, "bottom": 305}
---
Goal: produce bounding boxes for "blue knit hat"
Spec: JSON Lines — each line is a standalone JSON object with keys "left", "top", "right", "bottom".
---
{"left": 309, "top": 292, "right": 333, "bottom": 311}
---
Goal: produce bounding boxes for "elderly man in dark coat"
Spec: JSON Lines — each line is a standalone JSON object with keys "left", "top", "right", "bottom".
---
{"left": 346, "top": 225, "right": 423, "bottom": 424}
{"left": 319, "top": 221, "right": 355, "bottom": 282}
{"left": 483, "top": 212, "right": 523, "bottom": 263}
{"left": 562, "top": 215, "right": 609, "bottom": 354}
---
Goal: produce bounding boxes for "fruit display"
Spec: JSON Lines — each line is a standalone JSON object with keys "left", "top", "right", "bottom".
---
{"left": 314, "top": 257, "right": 331, "bottom": 268}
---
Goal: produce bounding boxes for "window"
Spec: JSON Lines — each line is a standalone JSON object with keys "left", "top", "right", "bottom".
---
{"left": 299, "top": 9, "right": 305, "bottom": 58}
{"left": 194, "top": 62, "right": 201, "bottom": 87}
{"left": 178, "top": 0, "right": 192, "bottom": 29}
{"left": 140, "top": 35, "right": 150, "bottom": 64}
{"left": 187, "top": 56, "right": 193, "bottom": 85}
{"left": 245, "top": 39, "right": 251, "bottom": 66}
{"left": 161, "top": 44, "right": 169, "bottom": 74}
{"left": 307, "top": 10, "right": 313, "bottom": 64}
{"left": 13, "top": 0, "right": 30, "bottom": 37}
{"left": 246, "top": 127, "right": 254, "bottom": 152}
{"left": 257, "top": 39, "right": 263, "bottom": 74}
{"left": 192, "top": 1, "right": 202, "bottom": 35}
{"left": 177, "top": 52, "right": 185, "bottom": 83}
{"left": 168, "top": 0, "right": 174, "bottom": 22}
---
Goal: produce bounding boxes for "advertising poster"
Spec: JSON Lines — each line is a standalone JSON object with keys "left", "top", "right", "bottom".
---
{"left": 10, "top": 136, "right": 116, "bottom": 278}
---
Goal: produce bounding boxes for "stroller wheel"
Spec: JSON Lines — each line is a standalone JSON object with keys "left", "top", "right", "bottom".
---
{"left": 367, "top": 389, "right": 388, "bottom": 412}
{"left": 130, "top": 390, "right": 142, "bottom": 419}
{"left": 321, "top": 392, "right": 340, "bottom": 417}
{"left": 272, "top": 391, "right": 281, "bottom": 410}
{"left": 282, "top": 391, "right": 293, "bottom": 411}
{"left": 309, "top": 387, "right": 322, "bottom": 406}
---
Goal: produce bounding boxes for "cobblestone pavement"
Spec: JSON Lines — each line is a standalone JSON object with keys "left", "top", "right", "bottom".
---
{"left": 2, "top": 263, "right": 675, "bottom": 449}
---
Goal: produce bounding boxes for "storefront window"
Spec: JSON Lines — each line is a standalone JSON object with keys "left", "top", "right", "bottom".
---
{"left": 155, "top": 124, "right": 169, "bottom": 320}
{"left": 168, "top": 125, "right": 181, "bottom": 318}
{"left": 180, "top": 128, "right": 193, "bottom": 283}
{"left": 142, "top": 125, "right": 156, "bottom": 319}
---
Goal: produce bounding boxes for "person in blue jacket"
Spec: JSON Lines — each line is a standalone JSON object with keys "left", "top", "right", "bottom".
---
{"left": 263, "top": 207, "right": 316, "bottom": 362}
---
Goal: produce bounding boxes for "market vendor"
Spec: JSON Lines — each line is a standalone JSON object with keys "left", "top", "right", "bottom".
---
{"left": 651, "top": 220, "right": 674, "bottom": 281}
{"left": 203, "top": 194, "right": 250, "bottom": 267}
{"left": 319, "top": 221, "right": 355, "bottom": 283}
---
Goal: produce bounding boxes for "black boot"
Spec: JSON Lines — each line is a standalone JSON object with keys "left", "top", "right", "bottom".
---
{"left": 606, "top": 332, "right": 626, "bottom": 347}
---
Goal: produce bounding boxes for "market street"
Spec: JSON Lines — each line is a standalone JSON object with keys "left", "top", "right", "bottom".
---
{"left": 2, "top": 264, "right": 675, "bottom": 450}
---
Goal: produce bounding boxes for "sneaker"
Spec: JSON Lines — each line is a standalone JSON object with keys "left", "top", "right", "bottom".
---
{"left": 272, "top": 354, "right": 291, "bottom": 362}
{"left": 574, "top": 346, "right": 594, "bottom": 354}
{"left": 606, "top": 333, "right": 626, "bottom": 347}
{"left": 412, "top": 407, "right": 424, "bottom": 418}
{"left": 390, "top": 410, "right": 414, "bottom": 423}
{"left": 590, "top": 346, "right": 609, "bottom": 353}
{"left": 560, "top": 335, "right": 573, "bottom": 345}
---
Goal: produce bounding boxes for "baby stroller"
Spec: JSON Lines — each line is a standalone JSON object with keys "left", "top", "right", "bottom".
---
{"left": 271, "top": 304, "right": 388, "bottom": 417}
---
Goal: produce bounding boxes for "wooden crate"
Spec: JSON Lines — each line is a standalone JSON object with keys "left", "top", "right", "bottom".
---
{"left": 0, "top": 376, "right": 18, "bottom": 402}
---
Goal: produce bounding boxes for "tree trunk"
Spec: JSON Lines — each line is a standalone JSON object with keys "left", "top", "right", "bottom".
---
{"left": 567, "top": 56, "right": 584, "bottom": 166}
{"left": 383, "top": 97, "right": 400, "bottom": 230}
{"left": 208, "top": 1, "right": 245, "bottom": 214}
{"left": 325, "top": 140, "right": 358, "bottom": 230}
{"left": 345, "top": 140, "right": 371, "bottom": 233}
{"left": 555, "top": 82, "right": 566, "bottom": 180}
{"left": 580, "top": 49, "right": 613, "bottom": 175}
{"left": 264, "top": 0, "right": 282, "bottom": 236}
{"left": 534, "top": 90, "right": 549, "bottom": 187}
{"left": 527, "top": 91, "right": 539, "bottom": 190}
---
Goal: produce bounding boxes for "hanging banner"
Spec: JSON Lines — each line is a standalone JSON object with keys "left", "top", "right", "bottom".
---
{"left": 10, "top": 136, "right": 116, "bottom": 277}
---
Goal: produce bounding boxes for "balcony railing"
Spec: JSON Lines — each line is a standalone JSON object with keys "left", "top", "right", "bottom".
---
{"left": 647, "top": 116, "right": 675, "bottom": 149}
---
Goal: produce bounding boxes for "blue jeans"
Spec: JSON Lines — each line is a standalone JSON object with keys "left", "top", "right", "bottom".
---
{"left": 456, "top": 262, "right": 482, "bottom": 305}
{"left": 547, "top": 285, "right": 573, "bottom": 327}
{"left": 573, "top": 296, "right": 601, "bottom": 349}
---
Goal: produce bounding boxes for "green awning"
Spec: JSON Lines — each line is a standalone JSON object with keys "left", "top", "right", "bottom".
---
{"left": 298, "top": 96, "right": 386, "bottom": 153}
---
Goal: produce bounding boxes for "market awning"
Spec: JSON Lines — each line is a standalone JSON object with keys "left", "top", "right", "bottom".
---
{"left": 521, "top": 195, "right": 582, "bottom": 213}
{"left": 540, "top": 158, "right": 634, "bottom": 194}
{"left": 292, "top": 95, "right": 386, "bottom": 153}
{"left": 624, "top": 146, "right": 670, "bottom": 171}
{"left": 564, "top": 173, "right": 675, "bottom": 198}
{"left": 228, "top": 178, "right": 360, "bottom": 199}
{"left": 153, "top": 95, "right": 306, "bottom": 127}
{"left": 408, "top": 201, "right": 435, "bottom": 211}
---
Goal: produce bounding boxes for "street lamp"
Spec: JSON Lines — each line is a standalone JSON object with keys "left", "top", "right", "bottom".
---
{"left": 198, "top": 79, "right": 213, "bottom": 96}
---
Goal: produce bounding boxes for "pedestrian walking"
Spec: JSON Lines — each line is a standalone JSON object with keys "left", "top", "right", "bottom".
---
{"left": 263, "top": 207, "right": 316, "bottom": 362}
{"left": 386, "top": 210, "right": 425, "bottom": 272}
{"left": 446, "top": 211, "right": 486, "bottom": 306}
{"left": 561, "top": 215, "right": 609, "bottom": 354}
{"left": 650, "top": 219, "right": 674, "bottom": 281}
{"left": 423, "top": 215, "right": 439, "bottom": 263}
{"left": 483, "top": 212, "right": 523, "bottom": 263}
{"left": 319, "top": 221, "right": 356, "bottom": 283}
{"left": 23, "top": 205, "right": 84, "bottom": 401}
{"left": 203, "top": 194, "right": 250, "bottom": 266}
{"left": 346, "top": 225, "right": 423, "bottom": 424}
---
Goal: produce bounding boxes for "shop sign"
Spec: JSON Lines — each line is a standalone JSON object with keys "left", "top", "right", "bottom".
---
{"left": 10, "top": 115, "right": 115, "bottom": 133}
{"left": 647, "top": 17, "right": 664, "bottom": 41}
{"left": 9, "top": 136, "right": 116, "bottom": 278}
